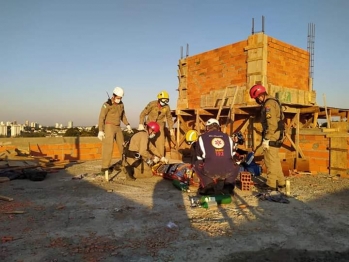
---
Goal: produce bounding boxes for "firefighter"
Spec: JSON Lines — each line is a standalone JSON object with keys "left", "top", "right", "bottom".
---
{"left": 194, "top": 118, "right": 240, "bottom": 195}
{"left": 138, "top": 91, "right": 174, "bottom": 157}
{"left": 185, "top": 129, "right": 199, "bottom": 165}
{"left": 249, "top": 84, "right": 286, "bottom": 189}
{"left": 98, "top": 86, "right": 133, "bottom": 174}
{"left": 124, "top": 121, "right": 168, "bottom": 180}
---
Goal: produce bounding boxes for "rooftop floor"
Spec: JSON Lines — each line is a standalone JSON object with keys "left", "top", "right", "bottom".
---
{"left": 1, "top": 159, "right": 349, "bottom": 261}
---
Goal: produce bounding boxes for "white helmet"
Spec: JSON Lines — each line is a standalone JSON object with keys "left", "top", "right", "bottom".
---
{"left": 113, "top": 86, "right": 124, "bottom": 97}
{"left": 206, "top": 118, "right": 220, "bottom": 127}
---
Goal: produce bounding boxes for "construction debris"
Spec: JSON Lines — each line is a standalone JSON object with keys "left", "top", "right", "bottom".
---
{"left": 0, "top": 147, "right": 69, "bottom": 182}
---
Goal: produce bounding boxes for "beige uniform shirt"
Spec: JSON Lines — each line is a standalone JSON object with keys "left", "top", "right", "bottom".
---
{"left": 261, "top": 97, "right": 284, "bottom": 141}
{"left": 139, "top": 100, "right": 174, "bottom": 129}
{"left": 98, "top": 101, "right": 130, "bottom": 131}
{"left": 128, "top": 131, "right": 162, "bottom": 159}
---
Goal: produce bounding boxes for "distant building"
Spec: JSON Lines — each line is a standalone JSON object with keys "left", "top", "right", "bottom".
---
{"left": 68, "top": 121, "right": 73, "bottom": 128}
{"left": 0, "top": 124, "right": 7, "bottom": 136}
{"left": 11, "top": 125, "right": 21, "bottom": 137}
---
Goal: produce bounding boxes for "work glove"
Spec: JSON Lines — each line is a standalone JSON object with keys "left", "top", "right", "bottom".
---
{"left": 126, "top": 125, "right": 134, "bottom": 134}
{"left": 160, "top": 156, "right": 169, "bottom": 164}
{"left": 170, "top": 129, "right": 175, "bottom": 137}
{"left": 153, "top": 156, "right": 160, "bottom": 164}
{"left": 262, "top": 139, "right": 270, "bottom": 150}
{"left": 98, "top": 131, "right": 105, "bottom": 141}
{"left": 145, "top": 158, "right": 154, "bottom": 166}
{"left": 138, "top": 124, "right": 145, "bottom": 131}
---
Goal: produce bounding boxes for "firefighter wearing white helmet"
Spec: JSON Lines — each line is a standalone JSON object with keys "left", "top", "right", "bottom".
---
{"left": 138, "top": 90, "right": 174, "bottom": 156}
{"left": 98, "top": 86, "right": 133, "bottom": 174}
{"left": 195, "top": 118, "right": 239, "bottom": 195}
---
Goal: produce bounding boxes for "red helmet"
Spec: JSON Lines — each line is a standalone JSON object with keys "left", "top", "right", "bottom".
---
{"left": 147, "top": 121, "right": 160, "bottom": 133}
{"left": 249, "top": 84, "right": 266, "bottom": 99}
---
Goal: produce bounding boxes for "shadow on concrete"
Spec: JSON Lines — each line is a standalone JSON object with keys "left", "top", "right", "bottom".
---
{"left": 1, "top": 160, "right": 349, "bottom": 261}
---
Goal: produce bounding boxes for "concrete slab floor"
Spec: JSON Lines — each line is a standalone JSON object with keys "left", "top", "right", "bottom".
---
{"left": 1, "top": 159, "right": 349, "bottom": 262}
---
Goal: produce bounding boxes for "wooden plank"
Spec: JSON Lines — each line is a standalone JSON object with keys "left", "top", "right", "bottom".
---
{"left": 0, "top": 195, "right": 14, "bottom": 201}
{"left": 0, "top": 177, "right": 10, "bottom": 183}
{"left": 313, "top": 112, "right": 318, "bottom": 128}
{"left": 217, "top": 87, "right": 228, "bottom": 120}
{"left": 285, "top": 133, "right": 306, "bottom": 158}
{"left": 299, "top": 106, "right": 320, "bottom": 114}
{"left": 7, "top": 161, "right": 32, "bottom": 167}
{"left": 295, "top": 110, "right": 300, "bottom": 167}
{"left": 223, "top": 87, "right": 239, "bottom": 133}
{"left": 326, "top": 133, "right": 349, "bottom": 138}
{"left": 329, "top": 137, "right": 347, "bottom": 176}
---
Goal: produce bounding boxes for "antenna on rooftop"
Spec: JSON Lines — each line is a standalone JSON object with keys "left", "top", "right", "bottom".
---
{"left": 307, "top": 23, "right": 315, "bottom": 90}
{"left": 186, "top": 43, "right": 189, "bottom": 57}
{"left": 180, "top": 46, "right": 183, "bottom": 59}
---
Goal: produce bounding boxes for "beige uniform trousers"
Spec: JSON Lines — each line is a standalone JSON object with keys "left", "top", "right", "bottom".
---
{"left": 263, "top": 146, "right": 285, "bottom": 188}
{"left": 101, "top": 124, "right": 124, "bottom": 169}
{"left": 152, "top": 122, "right": 166, "bottom": 157}
{"left": 125, "top": 158, "right": 153, "bottom": 178}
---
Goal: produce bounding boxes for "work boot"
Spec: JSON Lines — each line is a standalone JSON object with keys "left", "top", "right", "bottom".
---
{"left": 124, "top": 166, "right": 136, "bottom": 181}
{"left": 113, "top": 162, "right": 122, "bottom": 171}
{"left": 97, "top": 168, "right": 109, "bottom": 176}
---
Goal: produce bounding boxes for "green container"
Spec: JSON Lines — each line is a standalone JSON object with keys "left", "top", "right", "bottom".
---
{"left": 172, "top": 179, "right": 190, "bottom": 192}
{"left": 200, "top": 195, "right": 232, "bottom": 207}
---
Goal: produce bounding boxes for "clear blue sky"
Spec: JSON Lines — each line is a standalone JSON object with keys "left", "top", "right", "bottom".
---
{"left": 1, "top": 0, "right": 348, "bottom": 127}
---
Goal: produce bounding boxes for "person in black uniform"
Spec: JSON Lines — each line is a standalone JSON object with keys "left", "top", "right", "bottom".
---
{"left": 194, "top": 118, "right": 240, "bottom": 195}
{"left": 185, "top": 129, "right": 199, "bottom": 165}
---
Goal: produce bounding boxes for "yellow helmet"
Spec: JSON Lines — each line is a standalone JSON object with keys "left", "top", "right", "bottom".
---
{"left": 157, "top": 91, "right": 169, "bottom": 100}
{"left": 185, "top": 130, "right": 198, "bottom": 143}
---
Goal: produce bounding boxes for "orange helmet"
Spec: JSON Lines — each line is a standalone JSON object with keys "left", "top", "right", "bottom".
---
{"left": 147, "top": 121, "right": 160, "bottom": 133}
{"left": 249, "top": 84, "right": 266, "bottom": 99}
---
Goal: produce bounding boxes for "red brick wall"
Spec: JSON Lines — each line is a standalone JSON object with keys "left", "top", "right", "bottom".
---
{"left": 1, "top": 137, "right": 348, "bottom": 176}
{"left": 27, "top": 142, "right": 122, "bottom": 161}
{"left": 186, "top": 40, "right": 248, "bottom": 109}
{"left": 300, "top": 134, "right": 330, "bottom": 173}
{"left": 267, "top": 37, "right": 310, "bottom": 91}
{"left": 0, "top": 140, "right": 121, "bottom": 161}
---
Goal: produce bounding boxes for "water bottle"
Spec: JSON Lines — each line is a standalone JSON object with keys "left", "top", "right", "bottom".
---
{"left": 286, "top": 179, "right": 291, "bottom": 196}
{"left": 200, "top": 196, "right": 216, "bottom": 209}
{"left": 200, "top": 195, "right": 232, "bottom": 208}
{"left": 172, "top": 179, "right": 190, "bottom": 192}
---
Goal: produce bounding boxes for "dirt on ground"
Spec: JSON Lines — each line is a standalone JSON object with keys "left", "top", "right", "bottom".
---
{"left": 1, "top": 159, "right": 349, "bottom": 262}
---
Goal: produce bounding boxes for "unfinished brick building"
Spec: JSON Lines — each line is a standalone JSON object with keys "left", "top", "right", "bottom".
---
{"left": 173, "top": 31, "right": 349, "bottom": 177}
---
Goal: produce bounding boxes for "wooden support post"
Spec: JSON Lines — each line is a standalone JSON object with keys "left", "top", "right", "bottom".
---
{"left": 295, "top": 110, "right": 300, "bottom": 167}
{"left": 313, "top": 112, "right": 318, "bottom": 128}
{"left": 323, "top": 94, "right": 331, "bottom": 128}
{"left": 217, "top": 86, "right": 228, "bottom": 120}
{"left": 285, "top": 133, "right": 305, "bottom": 158}
{"left": 223, "top": 87, "right": 238, "bottom": 133}
{"left": 195, "top": 109, "right": 200, "bottom": 133}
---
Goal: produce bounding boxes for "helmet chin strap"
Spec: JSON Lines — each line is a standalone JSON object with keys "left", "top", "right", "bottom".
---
{"left": 256, "top": 94, "right": 266, "bottom": 105}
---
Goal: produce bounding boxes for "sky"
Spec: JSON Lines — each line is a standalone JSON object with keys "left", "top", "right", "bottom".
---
{"left": 1, "top": 0, "right": 348, "bottom": 127}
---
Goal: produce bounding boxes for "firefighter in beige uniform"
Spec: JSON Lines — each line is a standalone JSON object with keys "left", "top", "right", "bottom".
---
{"left": 98, "top": 87, "right": 133, "bottom": 173}
{"left": 138, "top": 91, "right": 174, "bottom": 157}
{"left": 124, "top": 122, "right": 168, "bottom": 179}
{"left": 250, "top": 84, "right": 286, "bottom": 189}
